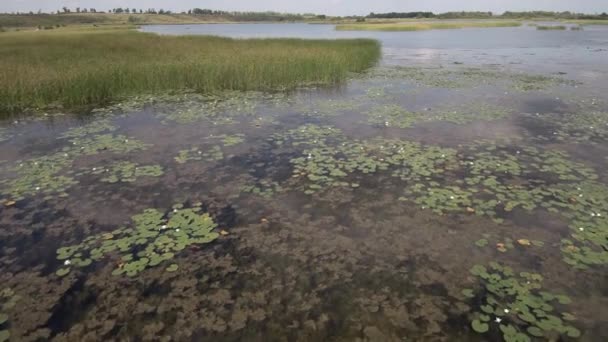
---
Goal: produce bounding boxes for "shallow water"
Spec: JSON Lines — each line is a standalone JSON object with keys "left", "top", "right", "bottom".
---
{"left": 1, "top": 24, "right": 608, "bottom": 341}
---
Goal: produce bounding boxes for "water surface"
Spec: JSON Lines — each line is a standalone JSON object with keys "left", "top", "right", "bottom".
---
{"left": 1, "top": 24, "right": 608, "bottom": 341}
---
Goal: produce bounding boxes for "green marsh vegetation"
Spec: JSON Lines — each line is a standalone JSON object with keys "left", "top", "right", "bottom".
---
{"left": 0, "top": 28, "right": 380, "bottom": 115}
{"left": 336, "top": 21, "right": 522, "bottom": 31}
{"left": 536, "top": 25, "right": 567, "bottom": 30}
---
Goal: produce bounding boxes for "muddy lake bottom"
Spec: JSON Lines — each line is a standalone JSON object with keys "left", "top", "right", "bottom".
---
{"left": 2, "top": 25, "right": 608, "bottom": 342}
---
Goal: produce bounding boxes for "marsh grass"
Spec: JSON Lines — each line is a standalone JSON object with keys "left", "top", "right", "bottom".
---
{"left": 536, "top": 25, "right": 567, "bottom": 30}
{"left": 335, "top": 21, "right": 522, "bottom": 31}
{"left": 0, "top": 28, "right": 380, "bottom": 114}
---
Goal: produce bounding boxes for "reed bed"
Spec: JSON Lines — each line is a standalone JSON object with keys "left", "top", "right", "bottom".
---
{"left": 536, "top": 25, "right": 567, "bottom": 30}
{"left": 0, "top": 28, "right": 381, "bottom": 114}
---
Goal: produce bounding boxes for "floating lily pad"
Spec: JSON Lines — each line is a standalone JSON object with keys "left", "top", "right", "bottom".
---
{"left": 471, "top": 319, "right": 489, "bottom": 333}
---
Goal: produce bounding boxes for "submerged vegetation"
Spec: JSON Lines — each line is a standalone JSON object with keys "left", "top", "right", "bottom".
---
{"left": 0, "top": 28, "right": 380, "bottom": 114}
{"left": 336, "top": 21, "right": 522, "bottom": 31}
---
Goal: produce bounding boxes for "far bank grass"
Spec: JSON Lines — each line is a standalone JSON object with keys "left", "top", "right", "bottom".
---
{"left": 336, "top": 21, "right": 522, "bottom": 31}
{"left": 536, "top": 25, "right": 567, "bottom": 30}
{"left": 0, "top": 28, "right": 380, "bottom": 114}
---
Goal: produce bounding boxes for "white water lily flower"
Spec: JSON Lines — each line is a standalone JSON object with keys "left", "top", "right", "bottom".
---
{"left": 173, "top": 209, "right": 178, "bottom": 213}
{"left": 35, "top": 187, "right": 40, "bottom": 191}
{"left": 161, "top": 225, "right": 167, "bottom": 229}
{"left": 504, "top": 309, "right": 510, "bottom": 313}
{"left": 579, "top": 227, "right": 585, "bottom": 231}
{"left": 495, "top": 317, "right": 502, "bottom": 323}
{"left": 64, "top": 260, "right": 71, "bottom": 266}
{"left": 92, "top": 168, "right": 97, "bottom": 171}
{"left": 175, "top": 229, "right": 180, "bottom": 232}
{"left": 450, "top": 196, "right": 455, "bottom": 200}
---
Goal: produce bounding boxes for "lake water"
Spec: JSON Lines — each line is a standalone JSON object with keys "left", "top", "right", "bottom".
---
{"left": 1, "top": 24, "right": 608, "bottom": 341}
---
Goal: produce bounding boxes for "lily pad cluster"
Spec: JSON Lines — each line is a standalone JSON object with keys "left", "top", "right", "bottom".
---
{"left": 273, "top": 125, "right": 455, "bottom": 194}
{"left": 154, "top": 91, "right": 290, "bottom": 125}
{"left": 465, "top": 262, "right": 580, "bottom": 341}
{"left": 361, "top": 66, "right": 574, "bottom": 92}
{"left": 548, "top": 181, "right": 608, "bottom": 268}
{"left": 208, "top": 134, "right": 245, "bottom": 147}
{"left": 404, "top": 142, "right": 597, "bottom": 222}
{"left": 59, "top": 119, "right": 116, "bottom": 139}
{"left": 241, "top": 179, "right": 283, "bottom": 198}
{"left": 365, "top": 102, "right": 510, "bottom": 128}
{"left": 0, "top": 133, "right": 148, "bottom": 201}
{"left": 79, "top": 161, "right": 164, "bottom": 183}
{"left": 55, "top": 204, "right": 219, "bottom": 277}
{"left": 529, "top": 110, "right": 608, "bottom": 144}
{"left": 0, "top": 288, "right": 19, "bottom": 342}
{"left": 475, "top": 234, "right": 544, "bottom": 251}
{"left": 295, "top": 98, "right": 362, "bottom": 118}
{"left": 175, "top": 146, "right": 223, "bottom": 164}
{"left": 0, "top": 153, "right": 77, "bottom": 201}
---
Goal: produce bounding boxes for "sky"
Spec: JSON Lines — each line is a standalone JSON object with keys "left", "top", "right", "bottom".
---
{"left": 2, "top": 0, "right": 606, "bottom": 16}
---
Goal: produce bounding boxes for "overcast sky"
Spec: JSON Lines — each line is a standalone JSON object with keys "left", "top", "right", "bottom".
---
{"left": 2, "top": 0, "right": 606, "bottom": 16}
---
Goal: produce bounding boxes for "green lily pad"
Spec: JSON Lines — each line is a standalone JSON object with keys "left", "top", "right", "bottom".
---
{"left": 471, "top": 319, "right": 489, "bottom": 333}
{"left": 56, "top": 268, "right": 70, "bottom": 277}
{"left": 166, "top": 264, "right": 179, "bottom": 272}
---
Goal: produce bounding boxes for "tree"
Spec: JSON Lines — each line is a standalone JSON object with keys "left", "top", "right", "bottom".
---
{"left": 76, "top": 7, "right": 80, "bottom": 13}
{"left": 62, "top": 6, "right": 70, "bottom": 13}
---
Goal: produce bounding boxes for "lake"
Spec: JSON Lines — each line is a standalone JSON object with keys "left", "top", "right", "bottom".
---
{"left": 1, "top": 23, "right": 608, "bottom": 341}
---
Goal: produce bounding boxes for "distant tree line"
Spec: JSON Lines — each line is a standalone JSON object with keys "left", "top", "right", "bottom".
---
{"left": 368, "top": 12, "right": 435, "bottom": 19}
{"left": 500, "top": 11, "right": 608, "bottom": 19}
{"left": 366, "top": 11, "right": 608, "bottom": 20}
{"left": 188, "top": 8, "right": 305, "bottom": 21}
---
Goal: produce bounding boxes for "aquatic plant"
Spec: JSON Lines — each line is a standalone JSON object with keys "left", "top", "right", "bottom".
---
{"left": 208, "top": 134, "right": 245, "bottom": 147}
{"left": 465, "top": 262, "right": 580, "bottom": 340}
{"left": 366, "top": 104, "right": 421, "bottom": 128}
{"left": 0, "top": 153, "right": 76, "bottom": 201}
{"left": 270, "top": 124, "right": 340, "bottom": 147}
{"left": 66, "top": 134, "right": 149, "bottom": 156}
{"left": 365, "top": 102, "right": 510, "bottom": 128}
{"left": 59, "top": 119, "right": 116, "bottom": 139}
{"left": 360, "top": 66, "right": 574, "bottom": 92}
{"left": 546, "top": 181, "right": 608, "bottom": 268}
{"left": 80, "top": 161, "right": 164, "bottom": 183}
{"left": 241, "top": 180, "right": 283, "bottom": 198}
{"left": 0, "top": 132, "right": 149, "bottom": 201}
{"left": 55, "top": 204, "right": 219, "bottom": 277}
{"left": 175, "top": 146, "right": 223, "bottom": 164}
{"left": 295, "top": 97, "right": 362, "bottom": 118}
{"left": 475, "top": 235, "right": 544, "bottom": 251}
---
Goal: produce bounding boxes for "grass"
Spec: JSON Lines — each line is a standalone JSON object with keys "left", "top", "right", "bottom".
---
{"left": 0, "top": 28, "right": 380, "bottom": 114}
{"left": 0, "top": 13, "right": 285, "bottom": 29}
{"left": 564, "top": 20, "right": 608, "bottom": 25}
{"left": 335, "top": 21, "right": 522, "bottom": 31}
{"left": 536, "top": 25, "right": 567, "bottom": 30}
